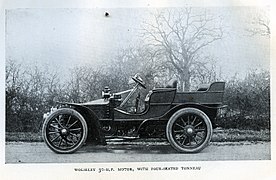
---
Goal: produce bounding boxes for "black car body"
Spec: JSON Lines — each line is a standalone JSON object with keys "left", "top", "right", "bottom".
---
{"left": 42, "top": 74, "right": 225, "bottom": 154}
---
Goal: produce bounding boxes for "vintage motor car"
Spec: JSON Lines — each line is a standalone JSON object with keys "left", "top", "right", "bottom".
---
{"left": 42, "top": 74, "right": 225, "bottom": 154}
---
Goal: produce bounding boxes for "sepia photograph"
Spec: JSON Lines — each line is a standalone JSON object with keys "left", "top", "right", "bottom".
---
{"left": 1, "top": 0, "right": 275, "bottom": 179}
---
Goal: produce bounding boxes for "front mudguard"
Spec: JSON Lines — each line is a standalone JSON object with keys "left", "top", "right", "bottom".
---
{"left": 57, "top": 102, "right": 106, "bottom": 145}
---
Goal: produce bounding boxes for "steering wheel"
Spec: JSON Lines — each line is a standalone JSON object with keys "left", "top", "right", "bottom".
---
{"left": 132, "top": 74, "right": 146, "bottom": 89}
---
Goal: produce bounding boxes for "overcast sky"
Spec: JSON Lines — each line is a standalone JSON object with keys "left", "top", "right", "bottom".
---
{"left": 5, "top": 7, "right": 269, "bottom": 79}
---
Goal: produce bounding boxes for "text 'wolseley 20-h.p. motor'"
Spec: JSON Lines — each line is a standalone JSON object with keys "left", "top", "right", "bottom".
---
{"left": 42, "top": 74, "right": 226, "bottom": 154}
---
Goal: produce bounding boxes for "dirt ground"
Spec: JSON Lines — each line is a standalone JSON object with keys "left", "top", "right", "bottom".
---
{"left": 5, "top": 140, "right": 270, "bottom": 163}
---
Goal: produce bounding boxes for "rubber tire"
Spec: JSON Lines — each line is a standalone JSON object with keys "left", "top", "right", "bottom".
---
{"left": 166, "top": 108, "right": 213, "bottom": 153}
{"left": 42, "top": 108, "right": 88, "bottom": 154}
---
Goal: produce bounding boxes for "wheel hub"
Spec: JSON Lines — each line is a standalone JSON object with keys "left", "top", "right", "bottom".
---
{"left": 184, "top": 125, "right": 195, "bottom": 136}
{"left": 60, "top": 128, "right": 69, "bottom": 136}
{"left": 187, "top": 128, "right": 193, "bottom": 134}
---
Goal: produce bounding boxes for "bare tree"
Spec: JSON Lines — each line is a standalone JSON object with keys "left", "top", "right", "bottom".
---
{"left": 65, "top": 67, "right": 84, "bottom": 103}
{"left": 6, "top": 60, "right": 63, "bottom": 132}
{"left": 191, "top": 57, "right": 222, "bottom": 88}
{"left": 142, "top": 8, "right": 223, "bottom": 91}
{"left": 6, "top": 59, "right": 25, "bottom": 130}
{"left": 108, "top": 46, "right": 165, "bottom": 89}
{"left": 6, "top": 59, "right": 24, "bottom": 92}
{"left": 246, "top": 9, "right": 270, "bottom": 37}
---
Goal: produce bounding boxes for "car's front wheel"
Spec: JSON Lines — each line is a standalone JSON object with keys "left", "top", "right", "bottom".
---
{"left": 42, "top": 108, "right": 88, "bottom": 154}
{"left": 166, "top": 108, "right": 213, "bottom": 153}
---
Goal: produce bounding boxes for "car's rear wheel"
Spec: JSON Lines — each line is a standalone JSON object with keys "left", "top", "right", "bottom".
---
{"left": 42, "top": 108, "right": 88, "bottom": 154}
{"left": 166, "top": 108, "right": 212, "bottom": 153}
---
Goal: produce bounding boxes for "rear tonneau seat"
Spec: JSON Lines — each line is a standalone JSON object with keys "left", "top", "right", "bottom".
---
{"left": 197, "top": 82, "right": 225, "bottom": 92}
{"left": 197, "top": 84, "right": 210, "bottom": 91}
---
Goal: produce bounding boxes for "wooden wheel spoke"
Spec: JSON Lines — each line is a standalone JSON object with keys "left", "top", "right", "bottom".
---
{"left": 191, "top": 116, "right": 197, "bottom": 125}
{"left": 196, "top": 133, "right": 204, "bottom": 139}
{"left": 180, "top": 117, "right": 186, "bottom": 126}
{"left": 48, "top": 131, "right": 59, "bottom": 134}
{"left": 70, "top": 132, "right": 79, "bottom": 138}
{"left": 180, "top": 136, "right": 187, "bottom": 145}
{"left": 50, "top": 124, "right": 61, "bottom": 130}
{"left": 68, "top": 120, "right": 78, "bottom": 128}
{"left": 66, "top": 115, "right": 72, "bottom": 127}
{"left": 194, "top": 121, "right": 202, "bottom": 128}
{"left": 175, "top": 123, "right": 185, "bottom": 129}
{"left": 50, "top": 135, "right": 61, "bottom": 142}
{"left": 58, "top": 138, "right": 63, "bottom": 147}
{"left": 64, "top": 139, "right": 68, "bottom": 147}
{"left": 70, "top": 128, "right": 82, "bottom": 131}
{"left": 174, "top": 129, "right": 184, "bottom": 133}
{"left": 67, "top": 139, "right": 76, "bottom": 146}
{"left": 64, "top": 137, "right": 75, "bottom": 146}
{"left": 64, "top": 137, "right": 74, "bottom": 144}
{"left": 55, "top": 117, "right": 64, "bottom": 128}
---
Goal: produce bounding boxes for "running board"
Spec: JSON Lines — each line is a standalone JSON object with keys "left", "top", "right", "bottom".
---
{"left": 105, "top": 136, "right": 140, "bottom": 140}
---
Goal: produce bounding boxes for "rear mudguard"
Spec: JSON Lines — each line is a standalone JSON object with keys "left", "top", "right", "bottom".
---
{"left": 57, "top": 102, "right": 106, "bottom": 145}
{"left": 162, "top": 103, "right": 222, "bottom": 127}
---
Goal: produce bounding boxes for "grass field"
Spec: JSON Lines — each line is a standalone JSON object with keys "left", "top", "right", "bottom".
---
{"left": 5, "top": 128, "right": 270, "bottom": 142}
